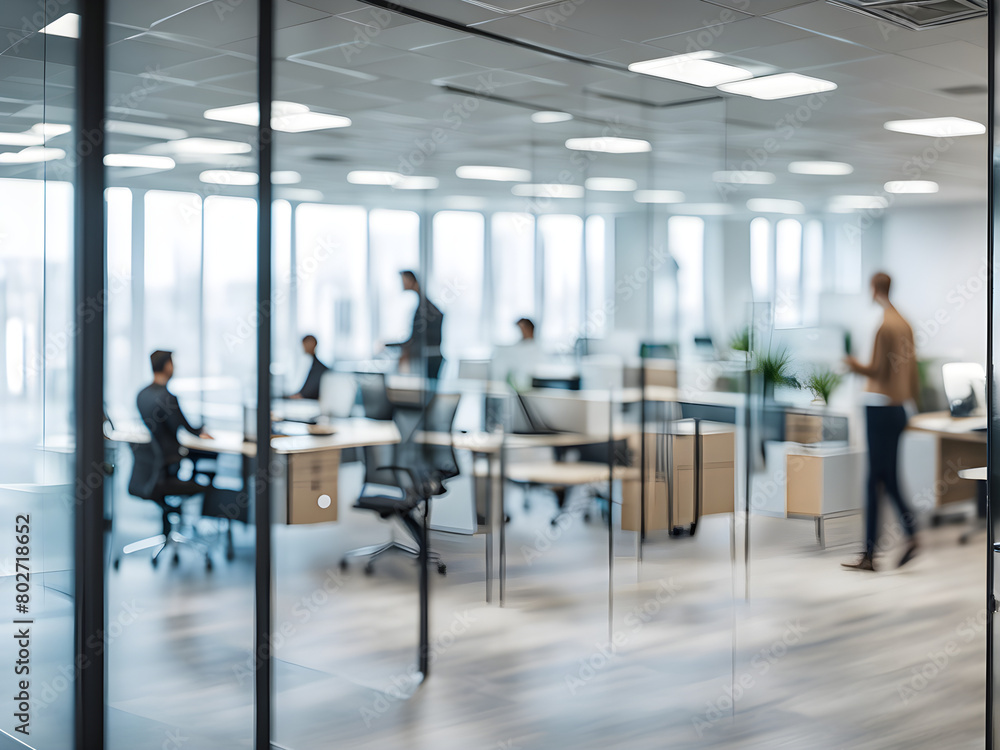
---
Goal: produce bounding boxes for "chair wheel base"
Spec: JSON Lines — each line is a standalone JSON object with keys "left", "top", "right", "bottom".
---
{"left": 437, "top": 563, "right": 447, "bottom": 575}
{"left": 112, "top": 558, "right": 120, "bottom": 570}
{"left": 151, "top": 556, "right": 159, "bottom": 568}
{"left": 205, "top": 556, "right": 213, "bottom": 571}
{"left": 339, "top": 558, "right": 349, "bottom": 571}
{"left": 171, "top": 552, "right": 180, "bottom": 566}
{"left": 364, "top": 562, "right": 375, "bottom": 576}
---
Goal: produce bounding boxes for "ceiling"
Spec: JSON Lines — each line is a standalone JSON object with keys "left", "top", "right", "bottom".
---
{"left": 0, "top": 0, "right": 988, "bottom": 215}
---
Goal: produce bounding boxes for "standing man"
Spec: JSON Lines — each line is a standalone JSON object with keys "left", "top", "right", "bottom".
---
{"left": 290, "top": 334, "right": 328, "bottom": 400}
{"left": 842, "top": 272, "right": 920, "bottom": 571}
{"left": 392, "top": 270, "right": 445, "bottom": 380}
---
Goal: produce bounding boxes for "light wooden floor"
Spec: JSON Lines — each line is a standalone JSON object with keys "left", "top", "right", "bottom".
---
{"left": 97, "top": 463, "right": 987, "bottom": 750}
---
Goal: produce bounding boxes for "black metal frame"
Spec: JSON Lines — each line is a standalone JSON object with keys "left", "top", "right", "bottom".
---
{"left": 988, "top": 2, "right": 997, "bottom": 745}
{"left": 74, "top": 0, "right": 107, "bottom": 746}
{"left": 255, "top": 0, "right": 274, "bottom": 746}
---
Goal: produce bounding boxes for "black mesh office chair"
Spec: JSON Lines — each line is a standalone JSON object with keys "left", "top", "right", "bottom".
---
{"left": 356, "top": 372, "right": 395, "bottom": 420}
{"left": 340, "top": 393, "right": 460, "bottom": 576}
{"left": 114, "top": 438, "right": 216, "bottom": 570}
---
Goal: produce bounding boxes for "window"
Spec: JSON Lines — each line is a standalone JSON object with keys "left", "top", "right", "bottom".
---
{"left": 272, "top": 199, "right": 294, "bottom": 394}
{"left": 144, "top": 190, "right": 203, "bottom": 380}
{"left": 774, "top": 219, "right": 803, "bottom": 327}
{"left": 296, "top": 204, "right": 369, "bottom": 361}
{"left": 668, "top": 215, "right": 705, "bottom": 337}
{"left": 539, "top": 214, "right": 583, "bottom": 347}
{"left": 585, "top": 215, "right": 608, "bottom": 338}
{"left": 370, "top": 209, "right": 420, "bottom": 346}
{"left": 106, "top": 188, "right": 132, "bottom": 410}
{"left": 203, "top": 196, "right": 258, "bottom": 400}
{"left": 750, "top": 216, "right": 771, "bottom": 302}
{"left": 802, "top": 219, "right": 823, "bottom": 325}
{"left": 835, "top": 221, "right": 862, "bottom": 294}
{"left": 491, "top": 212, "right": 535, "bottom": 344}
{"left": 431, "top": 211, "right": 485, "bottom": 360}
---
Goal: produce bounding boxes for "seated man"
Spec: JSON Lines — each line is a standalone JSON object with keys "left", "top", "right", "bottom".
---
{"left": 495, "top": 318, "right": 545, "bottom": 392}
{"left": 136, "top": 351, "right": 214, "bottom": 530}
{"left": 290, "top": 334, "right": 329, "bottom": 400}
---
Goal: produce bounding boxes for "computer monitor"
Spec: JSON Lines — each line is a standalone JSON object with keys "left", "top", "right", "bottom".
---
{"left": 319, "top": 372, "right": 357, "bottom": 419}
{"left": 942, "top": 362, "right": 986, "bottom": 418}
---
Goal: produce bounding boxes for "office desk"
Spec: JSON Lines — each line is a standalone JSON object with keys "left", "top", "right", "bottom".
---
{"left": 907, "top": 411, "right": 986, "bottom": 509}
{"left": 106, "top": 419, "right": 401, "bottom": 524}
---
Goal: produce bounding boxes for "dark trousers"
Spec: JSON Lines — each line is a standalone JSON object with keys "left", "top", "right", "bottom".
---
{"left": 865, "top": 405, "right": 917, "bottom": 556}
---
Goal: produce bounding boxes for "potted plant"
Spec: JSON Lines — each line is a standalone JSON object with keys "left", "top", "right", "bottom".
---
{"left": 805, "top": 368, "right": 842, "bottom": 407}
{"left": 754, "top": 348, "right": 800, "bottom": 401}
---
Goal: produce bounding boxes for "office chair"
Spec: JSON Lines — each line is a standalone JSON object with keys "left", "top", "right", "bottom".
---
{"left": 340, "top": 393, "right": 460, "bottom": 576}
{"left": 356, "top": 371, "right": 395, "bottom": 420}
{"left": 113, "top": 439, "right": 216, "bottom": 571}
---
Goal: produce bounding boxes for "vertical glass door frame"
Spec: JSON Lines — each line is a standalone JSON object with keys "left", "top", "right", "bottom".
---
{"left": 989, "top": 1, "right": 998, "bottom": 746}
{"left": 74, "top": 1, "right": 106, "bottom": 747}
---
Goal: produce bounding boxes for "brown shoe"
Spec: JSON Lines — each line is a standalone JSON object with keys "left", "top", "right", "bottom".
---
{"left": 898, "top": 542, "right": 918, "bottom": 568}
{"left": 841, "top": 554, "right": 875, "bottom": 571}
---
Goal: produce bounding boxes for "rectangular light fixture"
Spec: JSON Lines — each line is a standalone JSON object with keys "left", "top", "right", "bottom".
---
{"left": 884, "top": 180, "right": 938, "bottom": 194}
{"left": 511, "top": 184, "right": 584, "bottom": 199}
{"left": 272, "top": 171, "right": 301, "bottom": 185}
{"left": 0, "top": 132, "right": 43, "bottom": 147}
{"left": 0, "top": 147, "right": 65, "bottom": 164}
{"left": 719, "top": 73, "right": 836, "bottom": 100}
{"left": 29, "top": 123, "right": 71, "bottom": 139}
{"left": 788, "top": 161, "right": 853, "bottom": 175}
{"left": 746, "top": 198, "right": 805, "bottom": 214}
{"left": 565, "top": 137, "right": 651, "bottom": 154}
{"left": 199, "top": 170, "right": 258, "bottom": 186}
{"left": 205, "top": 102, "right": 351, "bottom": 132}
{"left": 585, "top": 177, "right": 637, "bottom": 191}
{"left": 457, "top": 166, "right": 531, "bottom": 182}
{"left": 170, "top": 138, "right": 252, "bottom": 155}
{"left": 531, "top": 111, "right": 573, "bottom": 124}
{"left": 827, "top": 195, "right": 888, "bottom": 212}
{"left": 106, "top": 120, "right": 188, "bottom": 140}
{"left": 634, "top": 189, "right": 685, "bottom": 204}
{"left": 348, "top": 170, "right": 402, "bottom": 186}
{"left": 104, "top": 154, "right": 175, "bottom": 170}
{"left": 713, "top": 170, "right": 775, "bottom": 185}
{"left": 628, "top": 51, "right": 752, "bottom": 88}
{"left": 884, "top": 117, "right": 984, "bottom": 137}
{"left": 394, "top": 176, "right": 439, "bottom": 190}
{"left": 39, "top": 13, "right": 79, "bottom": 38}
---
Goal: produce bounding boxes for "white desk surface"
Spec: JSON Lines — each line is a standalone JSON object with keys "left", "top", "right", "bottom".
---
{"left": 908, "top": 411, "right": 987, "bottom": 440}
{"left": 505, "top": 461, "right": 639, "bottom": 485}
{"left": 104, "top": 418, "right": 400, "bottom": 456}
{"left": 958, "top": 467, "right": 987, "bottom": 481}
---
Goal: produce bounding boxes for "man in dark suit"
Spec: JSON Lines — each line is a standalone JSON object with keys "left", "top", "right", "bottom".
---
{"left": 392, "top": 270, "right": 445, "bottom": 380}
{"left": 136, "top": 351, "right": 213, "bottom": 516}
{"left": 289, "top": 334, "right": 329, "bottom": 400}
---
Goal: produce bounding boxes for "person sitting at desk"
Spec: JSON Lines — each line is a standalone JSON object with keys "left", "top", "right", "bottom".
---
{"left": 494, "top": 317, "right": 547, "bottom": 391}
{"left": 137, "top": 350, "right": 214, "bottom": 490}
{"left": 389, "top": 270, "right": 444, "bottom": 380}
{"left": 289, "top": 334, "right": 328, "bottom": 400}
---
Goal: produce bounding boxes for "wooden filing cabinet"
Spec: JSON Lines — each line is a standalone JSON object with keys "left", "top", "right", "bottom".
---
{"left": 623, "top": 428, "right": 735, "bottom": 532}
{"left": 273, "top": 449, "right": 340, "bottom": 525}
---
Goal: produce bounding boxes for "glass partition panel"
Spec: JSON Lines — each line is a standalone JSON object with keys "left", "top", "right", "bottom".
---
{"left": 0, "top": 0, "right": 77, "bottom": 745}
{"left": 104, "top": 0, "right": 259, "bottom": 746}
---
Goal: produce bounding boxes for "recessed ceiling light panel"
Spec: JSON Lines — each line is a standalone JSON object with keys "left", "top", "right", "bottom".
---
{"left": 39, "top": 13, "right": 79, "bottom": 38}
{"left": 788, "top": 161, "right": 853, "bottom": 175}
{"left": 719, "top": 73, "right": 837, "bottom": 100}
{"left": 104, "top": 154, "right": 175, "bottom": 170}
{"left": 532, "top": 111, "right": 573, "bottom": 124}
{"left": 585, "top": 177, "right": 638, "bottom": 191}
{"left": 456, "top": 166, "right": 532, "bottom": 182}
{"left": 629, "top": 51, "right": 753, "bottom": 88}
{"left": 565, "top": 137, "right": 651, "bottom": 154}
{"left": 884, "top": 117, "right": 985, "bottom": 137}
{"left": 199, "top": 170, "right": 258, "bottom": 186}
{"left": 884, "top": 180, "right": 939, "bottom": 194}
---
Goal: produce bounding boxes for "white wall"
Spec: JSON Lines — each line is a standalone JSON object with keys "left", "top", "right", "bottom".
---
{"left": 880, "top": 202, "right": 987, "bottom": 367}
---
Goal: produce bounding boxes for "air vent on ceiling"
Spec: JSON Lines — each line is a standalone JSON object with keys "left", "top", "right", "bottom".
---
{"left": 827, "top": 0, "right": 986, "bottom": 29}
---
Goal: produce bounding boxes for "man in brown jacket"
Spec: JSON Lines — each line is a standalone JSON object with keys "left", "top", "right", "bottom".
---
{"left": 842, "top": 272, "right": 920, "bottom": 571}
